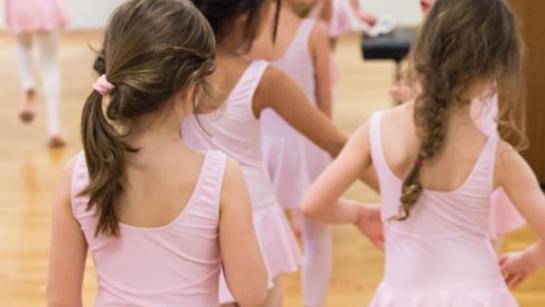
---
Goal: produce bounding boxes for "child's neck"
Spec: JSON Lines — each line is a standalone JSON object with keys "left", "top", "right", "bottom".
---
{"left": 126, "top": 106, "right": 185, "bottom": 148}
{"left": 216, "top": 31, "right": 247, "bottom": 56}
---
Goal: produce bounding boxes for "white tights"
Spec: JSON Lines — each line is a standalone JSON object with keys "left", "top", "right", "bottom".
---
{"left": 297, "top": 210, "right": 332, "bottom": 307}
{"left": 15, "top": 31, "right": 62, "bottom": 135}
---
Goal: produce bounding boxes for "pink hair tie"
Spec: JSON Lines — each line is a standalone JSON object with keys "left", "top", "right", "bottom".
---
{"left": 415, "top": 159, "right": 424, "bottom": 167}
{"left": 93, "top": 74, "right": 115, "bottom": 96}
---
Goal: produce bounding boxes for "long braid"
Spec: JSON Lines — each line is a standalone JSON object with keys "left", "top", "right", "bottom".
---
{"left": 390, "top": 0, "right": 525, "bottom": 221}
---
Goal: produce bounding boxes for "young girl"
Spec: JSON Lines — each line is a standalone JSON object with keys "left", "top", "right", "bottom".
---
{"left": 185, "top": 1, "right": 383, "bottom": 305}
{"left": 313, "top": 0, "right": 377, "bottom": 41}
{"left": 5, "top": 0, "right": 69, "bottom": 147}
{"left": 47, "top": 1, "right": 267, "bottom": 306}
{"left": 390, "top": 0, "right": 527, "bottom": 248}
{"left": 250, "top": 2, "right": 334, "bottom": 306}
{"left": 302, "top": 0, "right": 545, "bottom": 306}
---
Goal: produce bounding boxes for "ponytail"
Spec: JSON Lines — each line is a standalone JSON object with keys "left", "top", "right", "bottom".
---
{"left": 80, "top": 89, "right": 136, "bottom": 236}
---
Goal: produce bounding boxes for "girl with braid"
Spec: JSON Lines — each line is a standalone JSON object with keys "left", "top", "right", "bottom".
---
{"left": 391, "top": 0, "right": 528, "bottom": 251}
{"left": 302, "top": 0, "right": 545, "bottom": 306}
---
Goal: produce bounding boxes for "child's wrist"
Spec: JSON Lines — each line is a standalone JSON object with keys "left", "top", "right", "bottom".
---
{"left": 525, "top": 243, "right": 544, "bottom": 269}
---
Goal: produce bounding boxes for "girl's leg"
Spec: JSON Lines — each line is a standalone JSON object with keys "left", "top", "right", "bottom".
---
{"left": 14, "top": 32, "right": 36, "bottom": 123}
{"left": 300, "top": 211, "right": 332, "bottom": 307}
{"left": 36, "top": 31, "right": 65, "bottom": 147}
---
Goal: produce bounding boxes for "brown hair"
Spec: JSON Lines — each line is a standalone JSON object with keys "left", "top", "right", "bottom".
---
{"left": 80, "top": 0, "right": 217, "bottom": 236}
{"left": 396, "top": 0, "right": 526, "bottom": 221}
{"left": 191, "top": 0, "right": 279, "bottom": 52}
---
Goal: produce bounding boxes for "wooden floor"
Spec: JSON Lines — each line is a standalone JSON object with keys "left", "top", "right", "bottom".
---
{"left": 0, "top": 32, "right": 543, "bottom": 306}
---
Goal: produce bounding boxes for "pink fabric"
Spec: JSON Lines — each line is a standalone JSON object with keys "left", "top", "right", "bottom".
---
{"left": 329, "top": 0, "right": 354, "bottom": 37}
{"left": 471, "top": 95, "right": 526, "bottom": 238}
{"left": 71, "top": 151, "right": 227, "bottom": 306}
{"left": 261, "top": 19, "right": 331, "bottom": 208}
{"left": 181, "top": 60, "right": 301, "bottom": 303}
{"left": 93, "top": 75, "right": 115, "bottom": 96}
{"left": 368, "top": 111, "right": 518, "bottom": 306}
{"left": 5, "top": 0, "right": 69, "bottom": 34}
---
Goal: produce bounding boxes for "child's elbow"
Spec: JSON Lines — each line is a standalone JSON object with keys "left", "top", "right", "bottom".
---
{"left": 47, "top": 287, "right": 81, "bottom": 307}
{"left": 47, "top": 296, "right": 77, "bottom": 307}
{"left": 328, "top": 135, "right": 348, "bottom": 158}
{"left": 301, "top": 200, "right": 318, "bottom": 219}
{"left": 236, "top": 283, "right": 268, "bottom": 307}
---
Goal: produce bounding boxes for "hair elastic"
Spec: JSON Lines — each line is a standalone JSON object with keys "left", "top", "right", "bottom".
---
{"left": 414, "top": 159, "right": 424, "bottom": 167}
{"left": 93, "top": 75, "right": 115, "bottom": 96}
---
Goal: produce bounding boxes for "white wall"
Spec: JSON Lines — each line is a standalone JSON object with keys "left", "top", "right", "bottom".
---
{"left": 0, "top": 0, "right": 422, "bottom": 31}
{"left": 362, "top": 0, "right": 422, "bottom": 26}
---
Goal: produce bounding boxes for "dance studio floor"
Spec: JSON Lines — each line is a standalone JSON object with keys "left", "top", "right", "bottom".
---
{"left": 0, "top": 32, "right": 543, "bottom": 306}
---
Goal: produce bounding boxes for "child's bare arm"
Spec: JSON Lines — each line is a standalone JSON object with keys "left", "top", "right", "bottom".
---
{"left": 47, "top": 160, "right": 87, "bottom": 307}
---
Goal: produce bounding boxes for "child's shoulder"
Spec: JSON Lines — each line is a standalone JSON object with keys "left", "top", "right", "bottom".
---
{"left": 380, "top": 101, "right": 414, "bottom": 123}
{"left": 309, "top": 18, "right": 329, "bottom": 44}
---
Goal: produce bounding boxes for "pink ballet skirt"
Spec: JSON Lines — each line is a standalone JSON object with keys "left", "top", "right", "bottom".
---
{"left": 261, "top": 19, "right": 331, "bottom": 208}
{"left": 471, "top": 95, "right": 526, "bottom": 239}
{"left": 5, "top": 0, "right": 69, "bottom": 34}
{"left": 371, "top": 283, "right": 518, "bottom": 307}
{"left": 329, "top": 0, "right": 354, "bottom": 38}
{"left": 368, "top": 111, "right": 519, "bottom": 307}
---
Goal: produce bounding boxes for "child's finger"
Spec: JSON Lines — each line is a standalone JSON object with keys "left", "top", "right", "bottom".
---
{"left": 510, "top": 274, "right": 526, "bottom": 289}
{"left": 373, "top": 238, "right": 385, "bottom": 252}
{"left": 504, "top": 273, "right": 518, "bottom": 287}
{"left": 498, "top": 254, "right": 509, "bottom": 266}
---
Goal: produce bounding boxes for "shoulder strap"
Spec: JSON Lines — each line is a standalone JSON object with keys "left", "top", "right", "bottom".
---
{"left": 228, "top": 60, "right": 270, "bottom": 105}
{"left": 196, "top": 151, "right": 228, "bottom": 215}
{"left": 368, "top": 111, "right": 387, "bottom": 172}
{"left": 480, "top": 135, "right": 501, "bottom": 194}
{"left": 70, "top": 152, "right": 91, "bottom": 220}
{"left": 294, "top": 18, "right": 317, "bottom": 49}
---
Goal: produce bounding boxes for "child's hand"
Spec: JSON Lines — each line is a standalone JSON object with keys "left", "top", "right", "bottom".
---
{"left": 354, "top": 204, "right": 384, "bottom": 251}
{"left": 499, "top": 251, "right": 537, "bottom": 289}
{"left": 356, "top": 10, "right": 377, "bottom": 27}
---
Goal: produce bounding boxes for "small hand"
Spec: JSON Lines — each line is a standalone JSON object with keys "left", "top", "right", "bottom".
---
{"left": 355, "top": 204, "right": 384, "bottom": 251}
{"left": 356, "top": 10, "right": 378, "bottom": 27}
{"left": 499, "top": 251, "right": 537, "bottom": 289}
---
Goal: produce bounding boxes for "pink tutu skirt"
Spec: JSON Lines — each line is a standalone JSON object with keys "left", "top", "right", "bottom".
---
{"left": 5, "top": 0, "right": 69, "bottom": 34}
{"left": 370, "top": 283, "right": 518, "bottom": 307}
{"left": 329, "top": 0, "right": 354, "bottom": 37}
{"left": 218, "top": 205, "right": 301, "bottom": 303}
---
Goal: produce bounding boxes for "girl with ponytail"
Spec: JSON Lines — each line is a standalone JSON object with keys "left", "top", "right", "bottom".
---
{"left": 47, "top": 1, "right": 267, "bottom": 306}
{"left": 302, "top": 0, "right": 545, "bottom": 305}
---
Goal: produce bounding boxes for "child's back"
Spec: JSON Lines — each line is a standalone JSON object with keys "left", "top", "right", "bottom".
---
{"left": 71, "top": 150, "right": 226, "bottom": 306}
{"left": 368, "top": 103, "right": 517, "bottom": 304}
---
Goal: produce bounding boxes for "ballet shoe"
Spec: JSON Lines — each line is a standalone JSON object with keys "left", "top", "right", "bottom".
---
{"left": 19, "top": 108, "right": 35, "bottom": 123}
{"left": 19, "top": 89, "right": 36, "bottom": 124}
{"left": 47, "top": 134, "right": 67, "bottom": 148}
